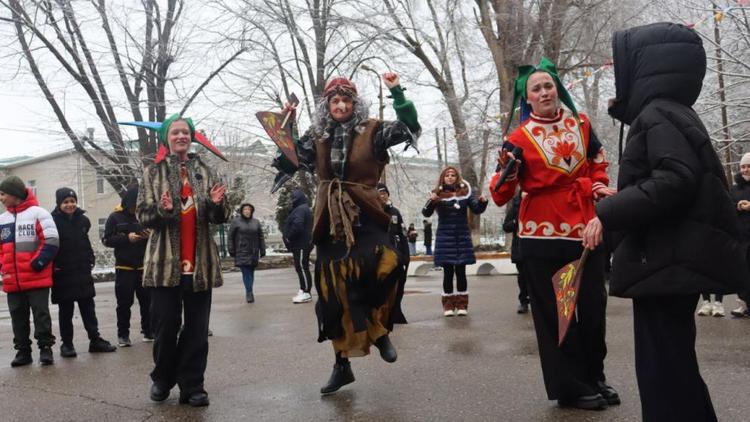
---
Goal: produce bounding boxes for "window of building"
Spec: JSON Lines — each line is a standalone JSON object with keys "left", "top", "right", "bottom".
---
{"left": 96, "top": 175, "right": 105, "bottom": 194}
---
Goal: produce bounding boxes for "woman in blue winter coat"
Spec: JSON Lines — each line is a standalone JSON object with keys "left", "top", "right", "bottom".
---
{"left": 423, "top": 166, "right": 488, "bottom": 316}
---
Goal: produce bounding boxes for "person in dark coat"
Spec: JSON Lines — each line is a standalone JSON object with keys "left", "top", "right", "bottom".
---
{"left": 284, "top": 189, "right": 314, "bottom": 304}
{"left": 502, "top": 191, "right": 529, "bottom": 314}
{"left": 378, "top": 183, "right": 410, "bottom": 270}
{"left": 587, "top": 22, "right": 750, "bottom": 422}
{"left": 730, "top": 152, "right": 750, "bottom": 318}
{"left": 406, "top": 223, "right": 418, "bottom": 256}
{"left": 228, "top": 203, "right": 266, "bottom": 303}
{"left": 103, "top": 185, "right": 151, "bottom": 347}
{"left": 423, "top": 166, "right": 488, "bottom": 316}
{"left": 51, "top": 188, "right": 116, "bottom": 357}
{"left": 422, "top": 219, "right": 433, "bottom": 256}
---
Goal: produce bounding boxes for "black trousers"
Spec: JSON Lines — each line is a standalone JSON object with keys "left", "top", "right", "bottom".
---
{"left": 515, "top": 263, "right": 529, "bottom": 305}
{"left": 149, "top": 275, "right": 211, "bottom": 394}
{"left": 58, "top": 297, "right": 99, "bottom": 344}
{"left": 442, "top": 264, "right": 467, "bottom": 294}
{"left": 523, "top": 250, "right": 608, "bottom": 400}
{"left": 115, "top": 269, "right": 151, "bottom": 337}
{"left": 633, "top": 295, "right": 717, "bottom": 422}
{"left": 291, "top": 246, "right": 313, "bottom": 293}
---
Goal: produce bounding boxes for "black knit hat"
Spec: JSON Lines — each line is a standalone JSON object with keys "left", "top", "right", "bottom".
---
{"left": 0, "top": 176, "right": 27, "bottom": 200}
{"left": 55, "top": 187, "right": 78, "bottom": 206}
{"left": 376, "top": 183, "right": 389, "bottom": 195}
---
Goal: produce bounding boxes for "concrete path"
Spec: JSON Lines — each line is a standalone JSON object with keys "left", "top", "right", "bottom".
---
{"left": 1, "top": 268, "right": 749, "bottom": 421}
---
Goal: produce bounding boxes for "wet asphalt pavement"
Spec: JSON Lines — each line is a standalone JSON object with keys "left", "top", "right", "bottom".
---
{"left": 1, "top": 267, "right": 749, "bottom": 421}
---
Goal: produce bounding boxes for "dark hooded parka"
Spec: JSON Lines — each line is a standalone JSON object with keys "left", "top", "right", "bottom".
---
{"left": 598, "top": 22, "right": 750, "bottom": 298}
{"left": 228, "top": 203, "right": 266, "bottom": 267}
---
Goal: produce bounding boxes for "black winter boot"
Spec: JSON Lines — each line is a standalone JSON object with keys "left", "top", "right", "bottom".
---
{"left": 320, "top": 355, "right": 355, "bottom": 395}
{"left": 374, "top": 334, "right": 398, "bottom": 363}
{"left": 89, "top": 337, "right": 117, "bottom": 353}
{"left": 60, "top": 343, "right": 77, "bottom": 358}
{"left": 39, "top": 346, "right": 54, "bottom": 365}
{"left": 10, "top": 349, "right": 32, "bottom": 367}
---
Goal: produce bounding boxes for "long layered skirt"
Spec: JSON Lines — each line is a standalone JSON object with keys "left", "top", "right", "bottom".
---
{"left": 314, "top": 216, "right": 407, "bottom": 358}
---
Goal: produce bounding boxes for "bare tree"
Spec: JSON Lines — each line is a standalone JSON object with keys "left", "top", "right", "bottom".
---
{"left": 1, "top": 0, "right": 245, "bottom": 194}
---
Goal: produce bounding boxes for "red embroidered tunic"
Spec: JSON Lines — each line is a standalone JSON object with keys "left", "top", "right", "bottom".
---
{"left": 490, "top": 109, "right": 609, "bottom": 243}
{"left": 180, "top": 164, "right": 197, "bottom": 274}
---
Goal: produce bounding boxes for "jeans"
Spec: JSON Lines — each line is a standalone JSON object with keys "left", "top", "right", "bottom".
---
{"left": 425, "top": 244, "right": 433, "bottom": 255}
{"left": 239, "top": 265, "right": 255, "bottom": 293}
{"left": 408, "top": 242, "right": 417, "bottom": 256}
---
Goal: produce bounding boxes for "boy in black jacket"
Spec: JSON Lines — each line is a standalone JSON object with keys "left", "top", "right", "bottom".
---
{"left": 102, "top": 186, "right": 151, "bottom": 346}
{"left": 284, "top": 189, "right": 314, "bottom": 304}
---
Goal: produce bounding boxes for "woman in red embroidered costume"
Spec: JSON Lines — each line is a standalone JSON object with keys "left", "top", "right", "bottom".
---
{"left": 489, "top": 58, "right": 619, "bottom": 410}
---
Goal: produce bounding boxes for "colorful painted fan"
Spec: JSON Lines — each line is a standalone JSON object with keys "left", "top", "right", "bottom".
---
{"left": 256, "top": 93, "right": 300, "bottom": 168}
{"left": 553, "top": 248, "right": 590, "bottom": 346}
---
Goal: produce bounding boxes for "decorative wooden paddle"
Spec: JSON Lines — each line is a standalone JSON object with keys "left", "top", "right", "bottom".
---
{"left": 553, "top": 247, "right": 590, "bottom": 346}
{"left": 256, "top": 93, "right": 300, "bottom": 168}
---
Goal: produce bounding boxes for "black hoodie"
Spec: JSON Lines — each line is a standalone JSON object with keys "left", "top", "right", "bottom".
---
{"left": 597, "top": 22, "right": 749, "bottom": 298}
{"left": 283, "top": 189, "right": 313, "bottom": 250}
{"left": 102, "top": 186, "right": 147, "bottom": 268}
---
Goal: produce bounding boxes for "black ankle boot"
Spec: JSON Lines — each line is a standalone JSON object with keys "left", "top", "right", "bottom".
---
{"left": 320, "top": 358, "right": 355, "bottom": 395}
{"left": 374, "top": 335, "right": 397, "bottom": 363}
{"left": 10, "top": 349, "right": 32, "bottom": 367}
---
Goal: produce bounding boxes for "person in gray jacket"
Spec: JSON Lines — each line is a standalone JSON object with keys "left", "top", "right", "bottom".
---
{"left": 228, "top": 203, "right": 266, "bottom": 303}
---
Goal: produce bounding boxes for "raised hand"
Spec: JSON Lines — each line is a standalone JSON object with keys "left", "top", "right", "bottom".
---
{"left": 383, "top": 72, "right": 400, "bottom": 89}
{"left": 210, "top": 184, "right": 226, "bottom": 204}
{"left": 161, "top": 191, "right": 173, "bottom": 212}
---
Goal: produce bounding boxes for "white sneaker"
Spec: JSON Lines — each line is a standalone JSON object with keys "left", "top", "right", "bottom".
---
{"left": 293, "top": 290, "right": 312, "bottom": 304}
{"left": 444, "top": 309, "right": 455, "bottom": 317}
{"left": 697, "top": 300, "right": 712, "bottom": 316}
{"left": 731, "top": 299, "right": 748, "bottom": 318}
{"left": 456, "top": 309, "right": 468, "bottom": 316}
{"left": 711, "top": 301, "right": 725, "bottom": 317}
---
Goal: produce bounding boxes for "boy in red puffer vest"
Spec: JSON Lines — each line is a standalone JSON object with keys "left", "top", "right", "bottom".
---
{"left": 0, "top": 176, "right": 59, "bottom": 367}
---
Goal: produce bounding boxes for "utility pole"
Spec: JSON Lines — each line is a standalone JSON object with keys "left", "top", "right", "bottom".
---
{"left": 435, "top": 127, "right": 443, "bottom": 169}
{"left": 361, "top": 64, "right": 387, "bottom": 183}
{"left": 443, "top": 127, "right": 448, "bottom": 167}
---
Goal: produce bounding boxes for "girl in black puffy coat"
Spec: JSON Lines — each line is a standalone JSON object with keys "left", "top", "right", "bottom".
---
{"left": 422, "top": 166, "right": 487, "bottom": 316}
{"left": 52, "top": 188, "right": 116, "bottom": 357}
